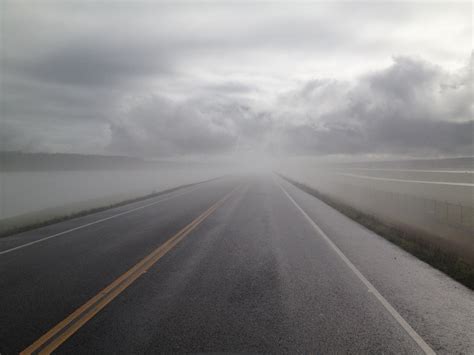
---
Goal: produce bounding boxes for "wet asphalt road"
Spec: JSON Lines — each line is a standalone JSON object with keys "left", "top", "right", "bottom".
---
{"left": 0, "top": 175, "right": 473, "bottom": 354}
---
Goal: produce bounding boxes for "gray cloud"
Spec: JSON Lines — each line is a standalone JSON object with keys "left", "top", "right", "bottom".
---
{"left": 106, "top": 94, "right": 277, "bottom": 157}
{"left": 106, "top": 96, "right": 238, "bottom": 157}
{"left": 276, "top": 56, "right": 473, "bottom": 156}
{"left": 2, "top": 2, "right": 472, "bottom": 159}
{"left": 202, "top": 82, "right": 258, "bottom": 95}
{"left": 10, "top": 36, "right": 171, "bottom": 88}
{"left": 104, "top": 55, "right": 473, "bottom": 157}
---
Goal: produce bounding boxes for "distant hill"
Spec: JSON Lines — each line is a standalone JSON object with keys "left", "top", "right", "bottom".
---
{"left": 0, "top": 152, "right": 204, "bottom": 171}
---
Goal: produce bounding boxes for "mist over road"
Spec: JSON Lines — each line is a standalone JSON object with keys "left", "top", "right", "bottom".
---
{"left": 0, "top": 175, "right": 472, "bottom": 354}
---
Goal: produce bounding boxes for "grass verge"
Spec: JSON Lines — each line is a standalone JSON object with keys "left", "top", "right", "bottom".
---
{"left": 0, "top": 177, "right": 223, "bottom": 239}
{"left": 280, "top": 175, "right": 474, "bottom": 290}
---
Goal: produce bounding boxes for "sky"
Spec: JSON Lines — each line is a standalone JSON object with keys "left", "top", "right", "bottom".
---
{"left": 1, "top": 1, "right": 472, "bottom": 160}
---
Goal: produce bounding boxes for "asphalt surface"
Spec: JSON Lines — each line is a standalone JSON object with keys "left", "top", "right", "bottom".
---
{"left": 0, "top": 175, "right": 473, "bottom": 354}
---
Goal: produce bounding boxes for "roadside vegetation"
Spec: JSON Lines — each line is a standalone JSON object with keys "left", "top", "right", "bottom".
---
{"left": 281, "top": 175, "right": 474, "bottom": 290}
{"left": 0, "top": 179, "right": 217, "bottom": 239}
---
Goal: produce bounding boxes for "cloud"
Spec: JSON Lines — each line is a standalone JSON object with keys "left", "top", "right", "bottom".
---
{"left": 1, "top": 2, "right": 472, "bottom": 159}
{"left": 276, "top": 55, "right": 473, "bottom": 156}
{"left": 106, "top": 93, "right": 280, "bottom": 157}
{"left": 106, "top": 96, "right": 239, "bottom": 156}
{"left": 202, "top": 81, "right": 258, "bottom": 95}
{"left": 18, "top": 39, "right": 170, "bottom": 88}
{"left": 104, "top": 55, "right": 472, "bottom": 158}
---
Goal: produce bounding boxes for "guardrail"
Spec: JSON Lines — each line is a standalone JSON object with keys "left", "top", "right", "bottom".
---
{"left": 280, "top": 167, "right": 474, "bottom": 234}
{"left": 318, "top": 182, "right": 473, "bottom": 232}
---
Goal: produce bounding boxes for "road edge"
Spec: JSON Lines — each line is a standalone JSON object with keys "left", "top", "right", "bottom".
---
{"left": 277, "top": 174, "right": 474, "bottom": 290}
{"left": 0, "top": 176, "right": 228, "bottom": 239}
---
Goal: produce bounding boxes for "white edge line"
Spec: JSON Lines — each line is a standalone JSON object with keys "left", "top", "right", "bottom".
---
{"left": 275, "top": 177, "right": 436, "bottom": 355}
{"left": 339, "top": 168, "right": 474, "bottom": 174}
{"left": 337, "top": 173, "right": 474, "bottom": 187}
{"left": 0, "top": 184, "right": 206, "bottom": 256}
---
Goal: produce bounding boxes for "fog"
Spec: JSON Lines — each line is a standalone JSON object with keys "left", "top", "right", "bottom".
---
{"left": 0, "top": 167, "right": 222, "bottom": 220}
{"left": 1, "top": 1, "right": 472, "bottom": 243}
{"left": 2, "top": 4, "right": 474, "bottom": 353}
{"left": 278, "top": 157, "right": 474, "bottom": 261}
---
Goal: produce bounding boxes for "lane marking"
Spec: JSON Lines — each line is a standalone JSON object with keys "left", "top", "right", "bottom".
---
{"left": 21, "top": 184, "right": 241, "bottom": 355}
{"left": 335, "top": 168, "right": 473, "bottom": 174}
{"left": 337, "top": 173, "right": 474, "bottom": 187}
{"left": 0, "top": 183, "right": 210, "bottom": 256}
{"left": 275, "top": 178, "right": 436, "bottom": 355}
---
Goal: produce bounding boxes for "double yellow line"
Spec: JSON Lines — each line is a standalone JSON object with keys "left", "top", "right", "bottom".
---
{"left": 21, "top": 185, "right": 241, "bottom": 354}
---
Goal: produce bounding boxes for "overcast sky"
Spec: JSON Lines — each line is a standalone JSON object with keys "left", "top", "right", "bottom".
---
{"left": 1, "top": 1, "right": 472, "bottom": 159}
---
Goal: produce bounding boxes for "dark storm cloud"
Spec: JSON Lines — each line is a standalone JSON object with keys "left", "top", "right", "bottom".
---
{"left": 280, "top": 117, "right": 473, "bottom": 156}
{"left": 11, "top": 36, "right": 171, "bottom": 87}
{"left": 105, "top": 55, "right": 473, "bottom": 157}
{"left": 202, "top": 82, "right": 258, "bottom": 95}
{"left": 277, "top": 56, "right": 473, "bottom": 156}
{"left": 2, "top": 75, "right": 115, "bottom": 121}
{"left": 2, "top": 1, "right": 471, "bottom": 158}
{"left": 105, "top": 94, "right": 275, "bottom": 157}
{"left": 106, "top": 96, "right": 239, "bottom": 157}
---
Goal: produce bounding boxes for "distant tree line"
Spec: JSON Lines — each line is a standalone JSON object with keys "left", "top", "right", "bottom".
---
{"left": 0, "top": 151, "right": 207, "bottom": 171}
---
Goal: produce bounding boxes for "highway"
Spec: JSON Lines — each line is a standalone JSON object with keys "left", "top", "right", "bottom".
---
{"left": 0, "top": 175, "right": 473, "bottom": 354}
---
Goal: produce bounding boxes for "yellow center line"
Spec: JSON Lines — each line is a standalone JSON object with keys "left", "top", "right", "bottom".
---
{"left": 21, "top": 184, "right": 242, "bottom": 355}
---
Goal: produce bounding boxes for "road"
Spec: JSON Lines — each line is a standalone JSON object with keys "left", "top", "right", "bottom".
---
{"left": 0, "top": 175, "right": 473, "bottom": 354}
